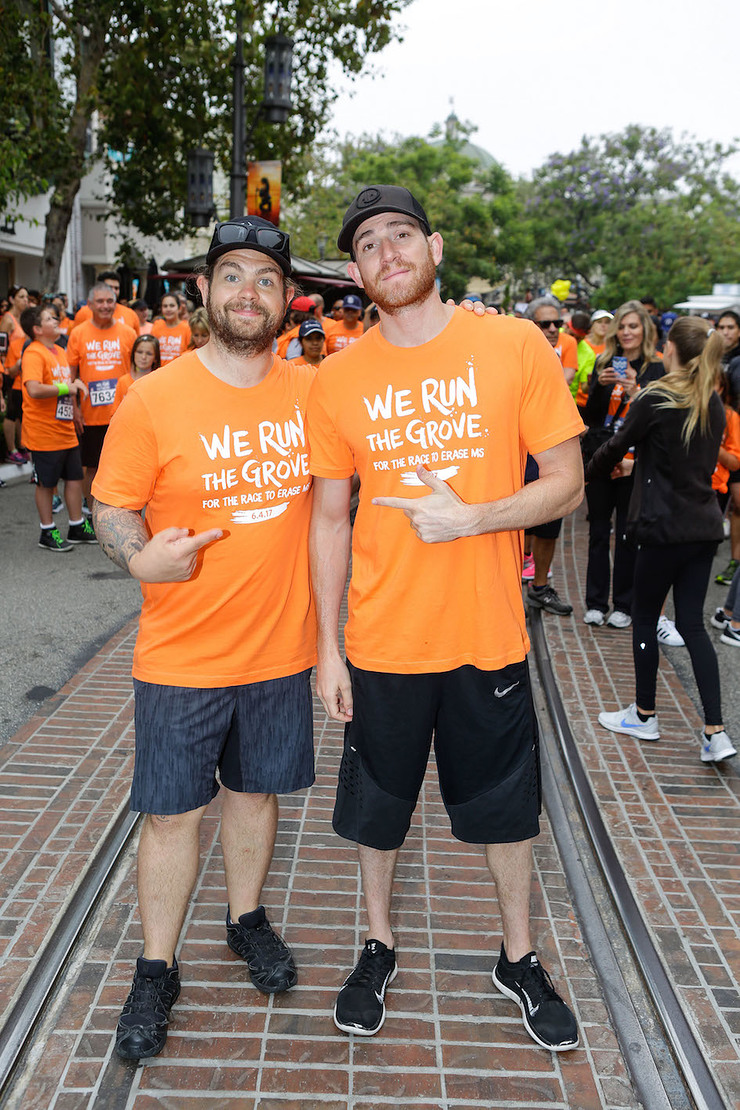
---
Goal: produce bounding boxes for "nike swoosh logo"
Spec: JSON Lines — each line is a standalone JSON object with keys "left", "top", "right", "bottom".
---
{"left": 494, "top": 682, "right": 520, "bottom": 698}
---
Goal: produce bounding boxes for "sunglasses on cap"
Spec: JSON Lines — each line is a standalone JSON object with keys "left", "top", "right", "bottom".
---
{"left": 536, "top": 318, "right": 563, "bottom": 330}
{"left": 213, "top": 221, "right": 288, "bottom": 253}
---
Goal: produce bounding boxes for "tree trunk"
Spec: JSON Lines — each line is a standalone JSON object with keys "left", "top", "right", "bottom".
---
{"left": 39, "top": 15, "right": 108, "bottom": 291}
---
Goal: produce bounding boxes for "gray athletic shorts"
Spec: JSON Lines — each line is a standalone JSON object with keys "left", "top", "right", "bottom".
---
{"left": 131, "top": 670, "right": 314, "bottom": 815}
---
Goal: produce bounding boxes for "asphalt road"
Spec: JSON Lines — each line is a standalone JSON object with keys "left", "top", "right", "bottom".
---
{"left": 0, "top": 473, "right": 141, "bottom": 747}
{"left": 1, "top": 470, "right": 738, "bottom": 748}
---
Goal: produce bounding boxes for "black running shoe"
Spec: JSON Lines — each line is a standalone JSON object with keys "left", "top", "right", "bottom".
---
{"left": 492, "top": 947, "right": 578, "bottom": 1051}
{"left": 334, "top": 939, "right": 397, "bottom": 1036}
{"left": 38, "top": 526, "right": 73, "bottom": 553}
{"left": 116, "top": 956, "right": 180, "bottom": 1060}
{"left": 527, "top": 585, "right": 573, "bottom": 616}
{"left": 226, "top": 906, "right": 297, "bottom": 993}
{"left": 67, "top": 518, "right": 98, "bottom": 544}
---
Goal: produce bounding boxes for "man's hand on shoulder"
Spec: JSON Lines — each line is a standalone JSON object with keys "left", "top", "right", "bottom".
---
{"left": 129, "top": 527, "right": 224, "bottom": 582}
{"left": 446, "top": 298, "right": 498, "bottom": 317}
{"left": 372, "top": 466, "right": 479, "bottom": 543}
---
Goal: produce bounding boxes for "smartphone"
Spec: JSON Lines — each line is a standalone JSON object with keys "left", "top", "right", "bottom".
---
{"left": 612, "top": 355, "right": 628, "bottom": 379}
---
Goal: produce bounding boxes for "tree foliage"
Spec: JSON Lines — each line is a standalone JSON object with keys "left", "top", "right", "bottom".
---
{"left": 520, "top": 124, "right": 740, "bottom": 307}
{"left": 285, "top": 125, "right": 527, "bottom": 301}
{"left": 2, "top": 0, "right": 410, "bottom": 287}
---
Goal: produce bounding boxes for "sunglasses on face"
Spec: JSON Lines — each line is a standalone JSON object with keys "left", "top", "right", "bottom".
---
{"left": 214, "top": 222, "right": 288, "bottom": 253}
{"left": 536, "top": 319, "right": 563, "bottom": 330}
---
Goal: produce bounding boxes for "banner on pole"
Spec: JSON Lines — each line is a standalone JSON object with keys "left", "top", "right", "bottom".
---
{"left": 247, "top": 160, "right": 282, "bottom": 226}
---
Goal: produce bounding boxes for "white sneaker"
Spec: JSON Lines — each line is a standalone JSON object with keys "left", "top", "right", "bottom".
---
{"left": 584, "top": 609, "right": 605, "bottom": 626}
{"left": 598, "top": 704, "right": 660, "bottom": 741}
{"left": 656, "top": 615, "right": 685, "bottom": 646}
{"left": 700, "top": 730, "right": 737, "bottom": 763}
{"left": 606, "top": 610, "right": 632, "bottom": 629}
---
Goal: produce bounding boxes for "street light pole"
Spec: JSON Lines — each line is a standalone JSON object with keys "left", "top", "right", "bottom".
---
{"left": 229, "top": 8, "right": 246, "bottom": 218}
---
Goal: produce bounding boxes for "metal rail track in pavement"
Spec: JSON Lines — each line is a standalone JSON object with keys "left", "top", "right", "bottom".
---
{"left": 530, "top": 607, "right": 729, "bottom": 1110}
{"left": 0, "top": 803, "right": 141, "bottom": 1102}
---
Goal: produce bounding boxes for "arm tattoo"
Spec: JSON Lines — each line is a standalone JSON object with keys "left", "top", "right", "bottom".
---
{"left": 92, "top": 501, "right": 148, "bottom": 573}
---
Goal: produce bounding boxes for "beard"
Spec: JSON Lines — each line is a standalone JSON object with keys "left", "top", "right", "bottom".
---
{"left": 206, "top": 290, "right": 283, "bottom": 357}
{"left": 362, "top": 248, "right": 437, "bottom": 315}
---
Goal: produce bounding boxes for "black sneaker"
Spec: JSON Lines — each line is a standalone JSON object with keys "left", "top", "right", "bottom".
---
{"left": 67, "top": 518, "right": 98, "bottom": 544}
{"left": 492, "top": 947, "right": 578, "bottom": 1051}
{"left": 38, "top": 526, "right": 73, "bottom": 553}
{"left": 711, "top": 607, "right": 730, "bottom": 630}
{"left": 334, "top": 939, "right": 397, "bottom": 1036}
{"left": 527, "top": 585, "right": 573, "bottom": 616}
{"left": 116, "top": 956, "right": 181, "bottom": 1060}
{"left": 226, "top": 906, "right": 297, "bottom": 993}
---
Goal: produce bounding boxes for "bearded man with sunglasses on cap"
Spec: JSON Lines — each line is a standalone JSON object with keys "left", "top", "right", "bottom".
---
{"left": 307, "top": 186, "right": 584, "bottom": 1050}
{"left": 92, "top": 216, "right": 316, "bottom": 1060}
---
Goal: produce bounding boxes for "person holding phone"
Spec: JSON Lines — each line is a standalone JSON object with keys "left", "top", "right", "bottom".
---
{"left": 581, "top": 300, "right": 664, "bottom": 627}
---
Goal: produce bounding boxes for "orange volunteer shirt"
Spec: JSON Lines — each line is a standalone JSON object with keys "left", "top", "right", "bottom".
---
{"left": 113, "top": 371, "right": 134, "bottom": 413}
{"left": 713, "top": 406, "right": 740, "bottom": 493}
{"left": 20, "top": 342, "right": 78, "bottom": 451}
{"left": 308, "top": 310, "right": 584, "bottom": 674}
{"left": 151, "top": 319, "right": 191, "bottom": 365}
{"left": 93, "top": 351, "right": 317, "bottom": 687}
{"left": 5, "top": 318, "right": 26, "bottom": 391}
{"left": 554, "top": 332, "right": 579, "bottom": 376}
{"left": 325, "top": 319, "right": 364, "bottom": 355}
{"left": 67, "top": 320, "right": 136, "bottom": 425}
{"left": 72, "top": 302, "right": 140, "bottom": 334}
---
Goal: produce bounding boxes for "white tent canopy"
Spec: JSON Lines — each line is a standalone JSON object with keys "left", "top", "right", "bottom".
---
{"left": 674, "top": 284, "right": 740, "bottom": 313}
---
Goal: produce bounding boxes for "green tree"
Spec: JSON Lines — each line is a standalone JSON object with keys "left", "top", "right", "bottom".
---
{"left": 519, "top": 124, "right": 740, "bottom": 306}
{"left": 2, "top": 0, "right": 410, "bottom": 290}
{"left": 285, "top": 126, "right": 525, "bottom": 301}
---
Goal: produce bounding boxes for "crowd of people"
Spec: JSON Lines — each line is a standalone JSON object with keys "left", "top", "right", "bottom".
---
{"left": 1, "top": 191, "right": 738, "bottom": 1065}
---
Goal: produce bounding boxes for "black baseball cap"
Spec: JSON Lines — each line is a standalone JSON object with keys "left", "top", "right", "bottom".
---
{"left": 337, "top": 185, "right": 431, "bottom": 257}
{"left": 298, "top": 319, "right": 324, "bottom": 339}
{"left": 206, "top": 216, "right": 291, "bottom": 275}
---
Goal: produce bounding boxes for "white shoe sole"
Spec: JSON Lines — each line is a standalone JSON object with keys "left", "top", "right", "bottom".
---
{"left": 333, "top": 964, "right": 397, "bottom": 1036}
{"left": 492, "top": 966, "right": 579, "bottom": 1052}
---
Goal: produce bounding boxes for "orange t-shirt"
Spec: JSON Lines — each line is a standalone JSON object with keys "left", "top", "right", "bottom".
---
{"left": 92, "top": 351, "right": 317, "bottom": 687}
{"left": 20, "top": 342, "right": 78, "bottom": 451}
{"left": 72, "top": 303, "right": 140, "bottom": 334}
{"left": 325, "top": 320, "right": 364, "bottom": 355}
{"left": 67, "top": 320, "right": 136, "bottom": 425}
{"left": 713, "top": 406, "right": 740, "bottom": 493}
{"left": 554, "top": 332, "right": 579, "bottom": 375}
{"left": 113, "top": 371, "right": 134, "bottom": 413}
{"left": 307, "top": 310, "right": 585, "bottom": 673}
{"left": 56, "top": 317, "right": 72, "bottom": 337}
{"left": 586, "top": 340, "right": 605, "bottom": 356}
{"left": 5, "top": 317, "right": 26, "bottom": 389}
{"left": 151, "top": 319, "right": 192, "bottom": 364}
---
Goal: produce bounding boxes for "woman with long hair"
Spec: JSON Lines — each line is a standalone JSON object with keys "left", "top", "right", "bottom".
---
{"left": 582, "top": 300, "right": 665, "bottom": 627}
{"left": 586, "top": 317, "right": 734, "bottom": 763}
{"left": 1, "top": 285, "right": 30, "bottom": 462}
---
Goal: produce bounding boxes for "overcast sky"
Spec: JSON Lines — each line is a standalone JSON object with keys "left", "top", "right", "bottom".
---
{"left": 324, "top": 0, "right": 738, "bottom": 178}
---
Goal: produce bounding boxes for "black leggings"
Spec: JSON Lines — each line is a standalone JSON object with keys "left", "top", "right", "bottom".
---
{"left": 632, "top": 541, "right": 721, "bottom": 725}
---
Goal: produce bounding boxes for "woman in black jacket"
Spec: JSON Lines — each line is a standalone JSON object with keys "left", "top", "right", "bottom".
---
{"left": 587, "top": 316, "right": 735, "bottom": 763}
{"left": 582, "top": 300, "right": 664, "bottom": 629}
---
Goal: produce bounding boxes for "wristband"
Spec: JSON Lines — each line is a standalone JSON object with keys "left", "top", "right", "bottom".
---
{"left": 56, "top": 382, "right": 70, "bottom": 397}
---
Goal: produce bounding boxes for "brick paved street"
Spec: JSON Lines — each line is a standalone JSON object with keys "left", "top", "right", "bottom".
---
{"left": 1, "top": 501, "right": 739, "bottom": 1108}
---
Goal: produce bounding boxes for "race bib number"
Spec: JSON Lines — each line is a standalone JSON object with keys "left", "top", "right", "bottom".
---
{"left": 55, "top": 395, "right": 74, "bottom": 421}
{"left": 89, "top": 378, "right": 117, "bottom": 407}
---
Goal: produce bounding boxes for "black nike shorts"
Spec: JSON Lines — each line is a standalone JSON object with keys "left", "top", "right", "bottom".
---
{"left": 333, "top": 660, "right": 541, "bottom": 850}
